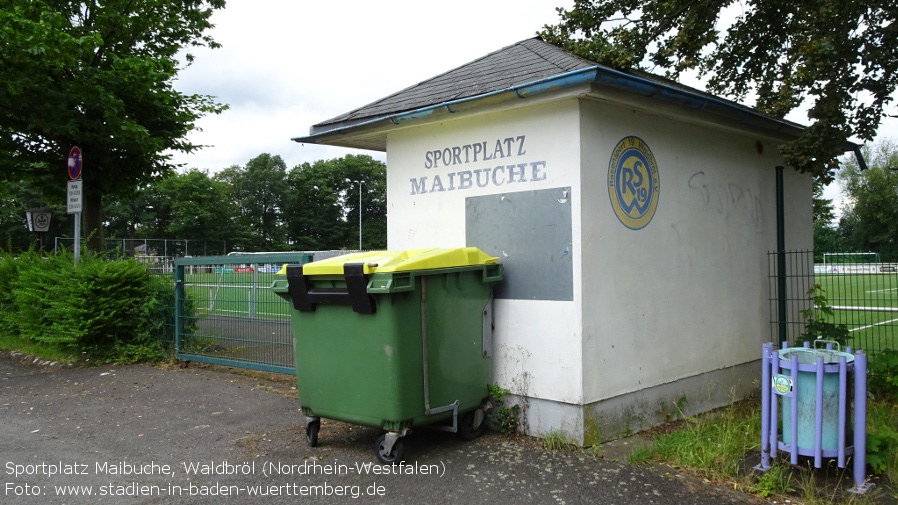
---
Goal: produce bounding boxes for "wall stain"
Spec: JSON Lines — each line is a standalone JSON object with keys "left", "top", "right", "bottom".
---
{"left": 687, "top": 171, "right": 765, "bottom": 232}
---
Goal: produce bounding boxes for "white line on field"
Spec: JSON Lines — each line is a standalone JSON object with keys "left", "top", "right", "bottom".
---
{"left": 198, "top": 308, "right": 289, "bottom": 319}
{"left": 192, "top": 283, "right": 264, "bottom": 289}
{"left": 850, "top": 318, "right": 898, "bottom": 332}
{"left": 866, "top": 287, "right": 898, "bottom": 294}
{"left": 832, "top": 306, "right": 898, "bottom": 312}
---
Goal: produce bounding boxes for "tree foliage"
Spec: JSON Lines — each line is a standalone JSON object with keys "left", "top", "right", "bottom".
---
{"left": 0, "top": 0, "right": 227, "bottom": 249}
{"left": 214, "top": 154, "right": 289, "bottom": 251}
{"left": 541, "top": 0, "right": 898, "bottom": 183}
{"left": 283, "top": 155, "right": 387, "bottom": 251}
{"left": 812, "top": 181, "right": 840, "bottom": 261}
{"left": 837, "top": 139, "right": 898, "bottom": 261}
{"left": 0, "top": 178, "right": 70, "bottom": 251}
{"left": 1, "top": 153, "right": 390, "bottom": 255}
{"left": 102, "top": 154, "right": 389, "bottom": 253}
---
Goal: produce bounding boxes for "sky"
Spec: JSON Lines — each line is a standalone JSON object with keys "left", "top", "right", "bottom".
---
{"left": 170, "top": 0, "right": 898, "bottom": 212}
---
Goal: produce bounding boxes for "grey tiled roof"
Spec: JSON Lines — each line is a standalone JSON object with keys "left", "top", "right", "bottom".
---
{"left": 313, "top": 37, "right": 596, "bottom": 131}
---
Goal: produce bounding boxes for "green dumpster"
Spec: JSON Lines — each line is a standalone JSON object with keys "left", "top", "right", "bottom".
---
{"left": 273, "top": 247, "right": 503, "bottom": 462}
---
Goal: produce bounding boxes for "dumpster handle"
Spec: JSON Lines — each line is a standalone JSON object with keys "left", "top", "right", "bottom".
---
{"left": 422, "top": 277, "right": 432, "bottom": 414}
{"left": 420, "top": 276, "right": 462, "bottom": 432}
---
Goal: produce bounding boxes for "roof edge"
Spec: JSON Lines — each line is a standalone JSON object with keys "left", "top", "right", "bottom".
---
{"left": 293, "top": 64, "right": 845, "bottom": 149}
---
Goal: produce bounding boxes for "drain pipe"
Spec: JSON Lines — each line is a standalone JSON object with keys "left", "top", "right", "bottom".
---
{"left": 775, "top": 166, "right": 788, "bottom": 345}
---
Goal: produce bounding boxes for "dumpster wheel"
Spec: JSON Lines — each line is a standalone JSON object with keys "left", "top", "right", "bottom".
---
{"left": 305, "top": 418, "right": 320, "bottom": 447}
{"left": 374, "top": 433, "right": 405, "bottom": 464}
{"left": 457, "top": 408, "right": 486, "bottom": 441}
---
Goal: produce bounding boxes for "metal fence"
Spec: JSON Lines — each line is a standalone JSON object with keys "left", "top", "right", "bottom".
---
{"left": 768, "top": 250, "right": 898, "bottom": 353}
{"left": 172, "top": 253, "right": 313, "bottom": 374}
{"left": 55, "top": 237, "right": 228, "bottom": 257}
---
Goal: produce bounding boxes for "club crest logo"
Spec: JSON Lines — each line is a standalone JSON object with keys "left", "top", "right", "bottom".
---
{"left": 608, "top": 136, "right": 660, "bottom": 230}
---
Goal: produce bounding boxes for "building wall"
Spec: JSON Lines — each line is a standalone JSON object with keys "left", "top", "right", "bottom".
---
{"left": 386, "top": 100, "right": 586, "bottom": 405}
{"left": 383, "top": 94, "right": 813, "bottom": 443}
{"left": 578, "top": 98, "right": 813, "bottom": 441}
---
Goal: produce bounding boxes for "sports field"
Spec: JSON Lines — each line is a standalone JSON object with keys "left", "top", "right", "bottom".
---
{"left": 183, "top": 269, "right": 898, "bottom": 351}
{"left": 185, "top": 270, "right": 291, "bottom": 321}
{"left": 816, "top": 272, "right": 898, "bottom": 351}
{"left": 174, "top": 268, "right": 296, "bottom": 373}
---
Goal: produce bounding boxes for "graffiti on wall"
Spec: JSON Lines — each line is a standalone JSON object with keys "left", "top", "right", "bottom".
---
{"left": 687, "top": 171, "right": 765, "bottom": 232}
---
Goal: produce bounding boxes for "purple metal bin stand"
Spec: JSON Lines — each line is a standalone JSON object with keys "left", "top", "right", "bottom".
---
{"left": 755, "top": 341, "right": 871, "bottom": 495}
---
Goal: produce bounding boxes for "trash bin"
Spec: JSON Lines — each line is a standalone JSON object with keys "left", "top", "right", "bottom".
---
{"left": 757, "top": 341, "right": 870, "bottom": 494}
{"left": 778, "top": 341, "right": 855, "bottom": 452}
{"left": 273, "top": 247, "right": 503, "bottom": 462}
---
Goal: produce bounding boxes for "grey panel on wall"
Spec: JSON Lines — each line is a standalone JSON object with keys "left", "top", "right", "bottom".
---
{"left": 466, "top": 187, "right": 573, "bottom": 301}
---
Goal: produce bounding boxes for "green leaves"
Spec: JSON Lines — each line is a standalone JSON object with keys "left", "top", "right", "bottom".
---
{"left": 837, "top": 140, "right": 898, "bottom": 260}
{"left": 0, "top": 0, "right": 227, "bottom": 245}
{"left": 3, "top": 250, "right": 165, "bottom": 353}
{"left": 797, "top": 284, "right": 850, "bottom": 346}
{"left": 541, "top": 0, "right": 898, "bottom": 182}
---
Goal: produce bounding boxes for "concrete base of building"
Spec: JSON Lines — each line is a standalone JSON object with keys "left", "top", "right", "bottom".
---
{"left": 508, "top": 360, "right": 761, "bottom": 446}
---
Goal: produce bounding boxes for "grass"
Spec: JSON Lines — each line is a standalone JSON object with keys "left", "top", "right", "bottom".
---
{"left": 0, "top": 334, "right": 77, "bottom": 364}
{"left": 627, "top": 399, "right": 760, "bottom": 479}
{"left": 623, "top": 395, "right": 897, "bottom": 504}
{"left": 542, "top": 430, "right": 576, "bottom": 451}
{"left": 183, "top": 271, "right": 290, "bottom": 321}
{"left": 815, "top": 273, "right": 898, "bottom": 352}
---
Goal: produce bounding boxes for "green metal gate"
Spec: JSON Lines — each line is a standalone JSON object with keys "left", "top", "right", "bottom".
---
{"left": 174, "top": 253, "right": 313, "bottom": 373}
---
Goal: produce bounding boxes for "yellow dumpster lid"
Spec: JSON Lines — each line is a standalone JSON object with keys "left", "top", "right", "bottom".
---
{"left": 301, "top": 247, "right": 498, "bottom": 275}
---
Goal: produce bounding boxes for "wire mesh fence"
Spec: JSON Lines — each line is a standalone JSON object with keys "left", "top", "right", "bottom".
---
{"left": 54, "top": 237, "right": 228, "bottom": 258}
{"left": 768, "top": 250, "right": 898, "bottom": 353}
{"left": 171, "top": 253, "right": 315, "bottom": 374}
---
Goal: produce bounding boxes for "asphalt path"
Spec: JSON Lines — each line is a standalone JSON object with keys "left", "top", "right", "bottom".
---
{"left": 0, "top": 352, "right": 763, "bottom": 505}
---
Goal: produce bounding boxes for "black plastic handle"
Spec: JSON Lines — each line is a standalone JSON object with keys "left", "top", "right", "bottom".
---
{"left": 286, "top": 263, "right": 376, "bottom": 314}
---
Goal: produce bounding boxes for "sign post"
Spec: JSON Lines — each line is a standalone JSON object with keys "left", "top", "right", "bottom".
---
{"left": 67, "top": 147, "right": 83, "bottom": 265}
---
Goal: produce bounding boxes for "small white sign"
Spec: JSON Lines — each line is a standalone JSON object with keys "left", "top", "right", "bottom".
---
{"left": 67, "top": 180, "right": 83, "bottom": 214}
{"left": 30, "top": 211, "right": 52, "bottom": 232}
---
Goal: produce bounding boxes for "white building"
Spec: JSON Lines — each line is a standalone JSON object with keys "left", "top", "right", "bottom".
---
{"left": 294, "top": 37, "right": 835, "bottom": 444}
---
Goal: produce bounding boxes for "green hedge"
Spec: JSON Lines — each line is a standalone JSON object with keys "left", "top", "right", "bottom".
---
{"left": 0, "top": 249, "right": 173, "bottom": 362}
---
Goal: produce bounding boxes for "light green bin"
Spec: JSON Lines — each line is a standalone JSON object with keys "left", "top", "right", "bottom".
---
{"left": 779, "top": 345, "right": 855, "bottom": 452}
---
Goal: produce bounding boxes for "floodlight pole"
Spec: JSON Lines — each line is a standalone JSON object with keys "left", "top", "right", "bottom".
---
{"left": 355, "top": 180, "right": 364, "bottom": 250}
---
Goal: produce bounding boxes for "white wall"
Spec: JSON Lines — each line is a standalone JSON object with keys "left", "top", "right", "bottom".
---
{"left": 386, "top": 101, "right": 586, "bottom": 404}
{"left": 380, "top": 92, "right": 813, "bottom": 441}
{"left": 578, "top": 98, "right": 813, "bottom": 404}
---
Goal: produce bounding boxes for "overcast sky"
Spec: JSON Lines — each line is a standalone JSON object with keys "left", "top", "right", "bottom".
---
{"left": 170, "top": 0, "right": 898, "bottom": 209}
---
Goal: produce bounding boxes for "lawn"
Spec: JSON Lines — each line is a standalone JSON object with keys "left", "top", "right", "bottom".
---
{"left": 815, "top": 273, "right": 898, "bottom": 352}
{"left": 183, "top": 270, "right": 291, "bottom": 322}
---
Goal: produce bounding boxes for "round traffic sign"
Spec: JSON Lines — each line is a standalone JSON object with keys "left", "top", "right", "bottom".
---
{"left": 68, "top": 146, "right": 82, "bottom": 179}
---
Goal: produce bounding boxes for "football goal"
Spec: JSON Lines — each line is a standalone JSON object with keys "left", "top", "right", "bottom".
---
{"left": 821, "top": 252, "right": 880, "bottom": 274}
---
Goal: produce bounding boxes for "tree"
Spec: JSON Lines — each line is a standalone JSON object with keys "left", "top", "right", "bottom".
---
{"left": 283, "top": 161, "right": 348, "bottom": 250}
{"left": 112, "top": 169, "right": 234, "bottom": 251}
{"left": 0, "top": 0, "right": 227, "bottom": 251}
{"left": 541, "top": 1, "right": 898, "bottom": 183}
{"left": 215, "top": 154, "right": 288, "bottom": 252}
{"left": 0, "top": 178, "right": 69, "bottom": 252}
{"left": 837, "top": 139, "right": 898, "bottom": 261}
{"left": 283, "top": 155, "right": 388, "bottom": 250}
{"left": 812, "top": 180, "right": 840, "bottom": 260}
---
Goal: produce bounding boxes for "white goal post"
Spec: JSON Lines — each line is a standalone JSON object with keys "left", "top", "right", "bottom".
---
{"left": 821, "top": 252, "right": 881, "bottom": 274}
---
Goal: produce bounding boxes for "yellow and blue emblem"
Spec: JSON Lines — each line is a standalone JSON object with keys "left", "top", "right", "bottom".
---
{"left": 608, "top": 136, "right": 660, "bottom": 230}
